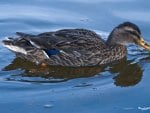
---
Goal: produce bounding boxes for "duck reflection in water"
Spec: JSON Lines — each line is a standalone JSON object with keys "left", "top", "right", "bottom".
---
{"left": 3, "top": 57, "right": 143, "bottom": 87}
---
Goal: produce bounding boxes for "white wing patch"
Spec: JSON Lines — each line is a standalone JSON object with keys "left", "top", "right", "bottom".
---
{"left": 3, "top": 44, "right": 27, "bottom": 54}
{"left": 42, "top": 50, "right": 50, "bottom": 59}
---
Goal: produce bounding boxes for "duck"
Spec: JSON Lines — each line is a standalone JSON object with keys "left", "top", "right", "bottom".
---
{"left": 2, "top": 22, "right": 150, "bottom": 67}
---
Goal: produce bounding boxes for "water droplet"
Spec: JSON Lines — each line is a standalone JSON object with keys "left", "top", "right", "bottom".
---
{"left": 44, "top": 104, "right": 53, "bottom": 108}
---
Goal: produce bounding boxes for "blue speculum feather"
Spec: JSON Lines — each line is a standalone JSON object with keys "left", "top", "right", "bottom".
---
{"left": 44, "top": 49, "right": 60, "bottom": 56}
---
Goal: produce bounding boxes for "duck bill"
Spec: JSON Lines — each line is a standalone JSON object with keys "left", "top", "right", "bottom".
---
{"left": 138, "top": 37, "right": 150, "bottom": 51}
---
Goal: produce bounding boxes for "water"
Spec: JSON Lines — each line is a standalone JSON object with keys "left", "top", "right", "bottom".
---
{"left": 1, "top": 0, "right": 150, "bottom": 113}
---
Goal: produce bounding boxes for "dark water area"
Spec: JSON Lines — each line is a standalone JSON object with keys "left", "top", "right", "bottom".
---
{"left": 1, "top": 0, "right": 150, "bottom": 113}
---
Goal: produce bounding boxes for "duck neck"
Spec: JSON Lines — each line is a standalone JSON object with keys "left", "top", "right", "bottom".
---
{"left": 106, "top": 29, "right": 119, "bottom": 46}
{"left": 106, "top": 29, "right": 127, "bottom": 63}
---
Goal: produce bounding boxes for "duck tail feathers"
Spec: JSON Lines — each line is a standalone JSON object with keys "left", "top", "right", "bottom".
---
{"left": 2, "top": 38, "right": 28, "bottom": 55}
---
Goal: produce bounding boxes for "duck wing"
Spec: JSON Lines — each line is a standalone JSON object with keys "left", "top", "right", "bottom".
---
{"left": 26, "top": 29, "right": 107, "bottom": 50}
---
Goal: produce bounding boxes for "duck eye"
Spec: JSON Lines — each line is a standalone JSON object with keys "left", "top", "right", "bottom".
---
{"left": 126, "top": 30, "right": 140, "bottom": 39}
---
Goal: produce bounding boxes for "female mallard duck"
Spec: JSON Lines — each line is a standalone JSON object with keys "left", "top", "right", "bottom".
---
{"left": 2, "top": 22, "right": 150, "bottom": 67}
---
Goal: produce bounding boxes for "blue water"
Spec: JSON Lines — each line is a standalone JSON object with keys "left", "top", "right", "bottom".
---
{"left": 1, "top": 0, "right": 150, "bottom": 113}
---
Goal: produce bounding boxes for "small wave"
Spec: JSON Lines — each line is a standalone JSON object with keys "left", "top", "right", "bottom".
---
{"left": 138, "top": 106, "right": 150, "bottom": 111}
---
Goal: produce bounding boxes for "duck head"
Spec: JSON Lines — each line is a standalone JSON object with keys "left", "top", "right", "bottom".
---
{"left": 107, "top": 22, "right": 150, "bottom": 50}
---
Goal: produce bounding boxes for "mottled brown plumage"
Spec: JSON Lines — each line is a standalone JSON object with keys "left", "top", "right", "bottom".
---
{"left": 2, "top": 22, "right": 150, "bottom": 67}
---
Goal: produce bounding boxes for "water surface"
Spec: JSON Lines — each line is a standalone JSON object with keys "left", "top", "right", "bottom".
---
{"left": 1, "top": 0, "right": 150, "bottom": 113}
